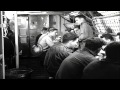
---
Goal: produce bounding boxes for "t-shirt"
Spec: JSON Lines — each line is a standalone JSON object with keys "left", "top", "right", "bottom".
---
{"left": 37, "top": 34, "right": 54, "bottom": 51}
{"left": 56, "top": 48, "right": 98, "bottom": 79}
{"left": 44, "top": 43, "right": 73, "bottom": 77}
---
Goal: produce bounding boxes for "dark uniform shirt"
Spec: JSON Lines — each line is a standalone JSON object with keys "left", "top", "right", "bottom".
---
{"left": 44, "top": 43, "right": 73, "bottom": 77}
{"left": 82, "top": 60, "right": 120, "bottom": 79}
{"left": 56, "top": 48, "right": 98, "bottom": 79}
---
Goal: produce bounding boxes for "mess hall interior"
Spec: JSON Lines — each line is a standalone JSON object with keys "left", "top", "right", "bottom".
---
{"left": 0, "top": 11, "right": 120, "bottom": 79}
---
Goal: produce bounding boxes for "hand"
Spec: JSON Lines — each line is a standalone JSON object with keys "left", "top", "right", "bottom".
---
{"left": 56, "top": 36, "right": 62, "bottom": 41}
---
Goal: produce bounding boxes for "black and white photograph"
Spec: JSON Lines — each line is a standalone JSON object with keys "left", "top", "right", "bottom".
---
{"left": 0, "top": 11, "right": 120, "bottom": 79}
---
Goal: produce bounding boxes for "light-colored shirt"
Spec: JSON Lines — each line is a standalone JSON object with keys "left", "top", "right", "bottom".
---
{"left": 77, "top": 22, "right": 94, "bottom": 41}
{"left": 37, "top": 34, "right": 54, "bottom": 51}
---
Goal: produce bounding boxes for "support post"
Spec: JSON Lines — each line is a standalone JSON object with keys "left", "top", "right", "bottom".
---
{"left": 14, "top": 11, "right": 19, "bottom": 68}
{"left": 1, "top": 11, "right": 5, "bottom": 79}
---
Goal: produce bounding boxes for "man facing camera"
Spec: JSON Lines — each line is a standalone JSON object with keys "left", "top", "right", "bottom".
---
{"left": 74, "top": 15, "right": 94, "bottom": 41}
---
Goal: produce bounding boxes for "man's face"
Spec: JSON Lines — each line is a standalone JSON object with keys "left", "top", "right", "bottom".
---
{"left": 74, "top": 28, "right": 79, "bottom": 31}
{"left": 115, "top": 36, "right": 120, "bottom": 42}
{"left": 69, "top": 38, "right": 79, "bottom": 49}
{"left": 9, "top": 21, "right": 15, "bottom": 32}
{"left": 75, "top": 17, "right": 82, "bottom": 25}
{"left": 102, "top": 38, "right": 111, "bottom": 44}
{"left": 51, "top": 30, "right": 58, "bottom": 37}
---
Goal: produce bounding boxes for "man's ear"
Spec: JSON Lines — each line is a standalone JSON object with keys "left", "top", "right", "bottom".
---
{"left": 80, "top": 41, "right": 86, "bottom": 50}
{"left": 68, "top": 40, "right": 71, "bottom": 43}
{"left": 95, "top": 48, "right": 102, "bottom": 55}
{"left": 108, "top": 39, "right": 111, "bottom": 42}
{"left": 106, "top": 39, "right": 110, "bottom": 43}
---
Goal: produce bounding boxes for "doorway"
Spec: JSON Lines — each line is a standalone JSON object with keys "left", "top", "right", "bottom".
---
{"left": 19, "top": 15, "right": 49, "bottom": 57}
{"left": 28, "top": 15, "right": 49, "bottom": 57}
{"left": 18, "top": 14, "right": 63, "bottom": 57}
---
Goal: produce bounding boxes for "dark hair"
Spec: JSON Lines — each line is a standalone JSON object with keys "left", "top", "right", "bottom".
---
{"left": 65, "top": 28, "right": 73, "bottom": 32}
{"left": 85, "top": 37, "right": 106, "bottom": 51}
{"left": 101, "top": 33, "right": 114, "bottom": 41}
{"left": 74, "top": 25, "right": 80, "bottom": 29}
{"left": 105, "top": 42, "right": 120, "bottom": 60}
{"left": 62, "top": 32, "right": 78, "bottom": 43}
{"left": 48, "top": 27, "right": 58, "bottom": 32}
{"left": 75, "top": 15, "right": 86, "bottom": 20}
{"left": 106, "top": 27, "right": 113, "bottom": 33}
{"left": 42, "top": 27, "right": 48, "bottom": 31}
{"left": 117, "top": 32, "right": 120, "bottom": 36}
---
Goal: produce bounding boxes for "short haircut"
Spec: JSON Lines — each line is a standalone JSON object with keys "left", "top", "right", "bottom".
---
{"left": 74, "top": 25, "right": 80, "bottom": 29}
{"left": 65, "top": 28, "right": 73, "bottom": 32}
{"left": 101, "top": 33, "right": 114, "bottom": 41}
{"left": 62, "top": 32, "right": 78, "bottom": 43}
{"left": 41, "top": 27, "right": 48, "bottom": 31}
{"left": 105, "top": 42, "right": 120, "bottom": 60}
{"left": 106, "top": 27, "right": 113, "bottom": 33}
{"left": 85, "top": 37, "right": 106, "bottom": 51}
{"left": 48, "top": 27, "right": 58, "bottom": 32}
{"left": 117, "top": 32, "right": 120, "bottom": 36}
{"left": 75, "top": 15, "right": 86, "bottom": 20}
